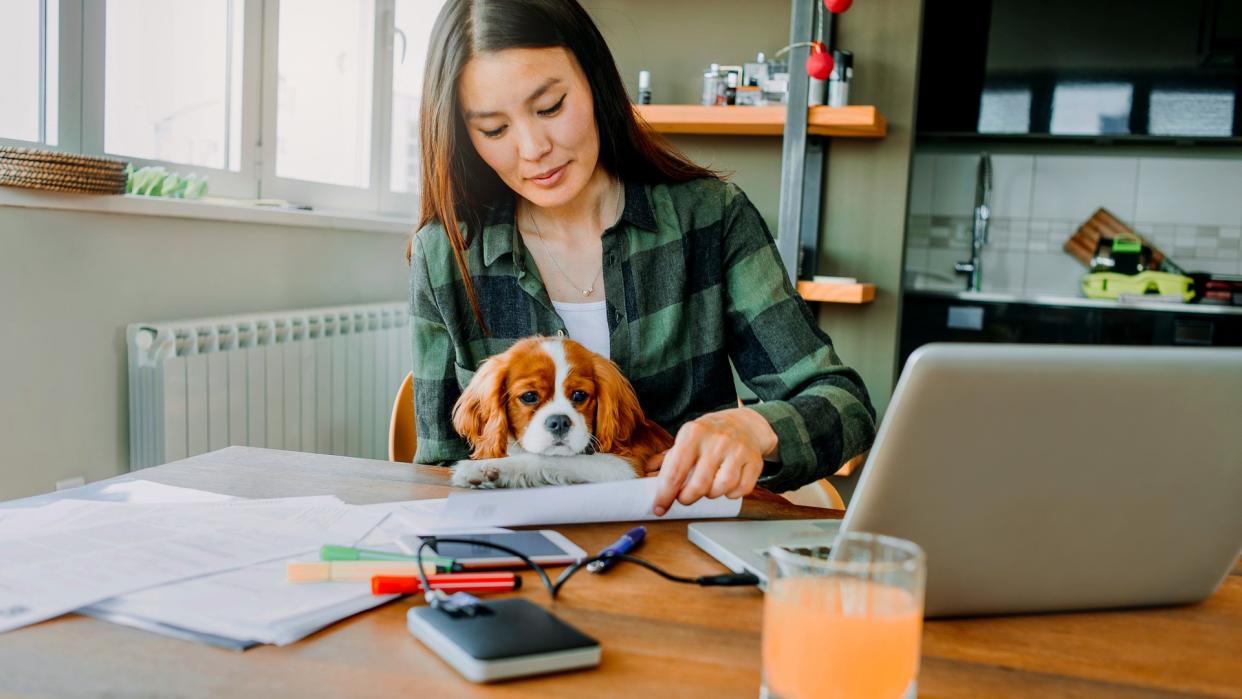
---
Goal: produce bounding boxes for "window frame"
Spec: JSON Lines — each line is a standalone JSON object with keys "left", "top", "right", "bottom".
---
{"left": 6, "top": 0, "right": 422, "bottom": 218}
{"left": 378, "top": 0, "right": 419, "bottom": 217}
{"left": 259, "top": 0, "right": 384, "bottom": 211}
{"left": 0, "top": 0, "right": 80, "bottom": 152}
{"left": 80, "top": 0, "right": 264, "bottom": 199}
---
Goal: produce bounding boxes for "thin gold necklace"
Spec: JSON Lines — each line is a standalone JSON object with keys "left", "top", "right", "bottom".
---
{"left": 525, "top": 181, "right": 623, "bottom": 298}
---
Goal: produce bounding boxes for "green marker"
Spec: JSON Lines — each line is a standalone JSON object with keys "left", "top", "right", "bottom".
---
{"left": 319, "top": 544, "right": 457, "bottom": 568}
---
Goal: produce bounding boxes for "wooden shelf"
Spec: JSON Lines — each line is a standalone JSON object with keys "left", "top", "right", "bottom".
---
{"left": 796, "top": 281, "right": 876, "bottom": 304}
{"left": 635, "top": 105, "right": 887, "bottom": 138}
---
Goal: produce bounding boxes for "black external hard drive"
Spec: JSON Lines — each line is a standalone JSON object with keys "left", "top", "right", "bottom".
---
{"left": 407, "top": 599, "right": 601, "bottom": 682}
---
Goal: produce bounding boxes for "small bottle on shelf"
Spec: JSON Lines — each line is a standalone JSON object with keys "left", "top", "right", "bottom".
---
{"left": 724, "top": 72, "right": 738, "bottom": 106}
{"left": 637, "top": 70, "right": 652, "bottom": 104}
{"left": 829, "top": 50, "right": 853, "bottom": 107}
{"left": 702, "top": 64, "right": 723, "bottom": 106}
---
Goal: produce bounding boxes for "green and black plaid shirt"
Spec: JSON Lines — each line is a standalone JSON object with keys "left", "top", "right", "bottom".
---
{"left": 408, "top": 177, "right": 875, "bottom": 491}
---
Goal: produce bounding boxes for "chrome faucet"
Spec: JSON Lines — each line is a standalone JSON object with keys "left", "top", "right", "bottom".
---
{"left": 955, "top": 152, "right": 992, "bottom": 292}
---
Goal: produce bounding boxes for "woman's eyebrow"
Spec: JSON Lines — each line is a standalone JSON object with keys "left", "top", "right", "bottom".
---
{"left": 525, "top": 77, "right": 564, "bottom": 104}
{"left": 464, "top": 77, "right": 564, "bottom": 121}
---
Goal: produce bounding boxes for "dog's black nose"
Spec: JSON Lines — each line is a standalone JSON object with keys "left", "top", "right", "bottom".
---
{"left": 544, "top": 414, "right": 572, "bottom": 438}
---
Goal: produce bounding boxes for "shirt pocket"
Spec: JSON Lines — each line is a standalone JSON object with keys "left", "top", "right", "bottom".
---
{"left": 453, "top": 361, "right": 477, "bottom": 390}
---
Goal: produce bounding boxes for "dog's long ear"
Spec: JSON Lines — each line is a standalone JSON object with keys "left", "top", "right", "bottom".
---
{"left": 592, "top": 354, "right": 644, "bottom": 453}
{"left": 451, "top": 356, "right": 510, "bottom": 459}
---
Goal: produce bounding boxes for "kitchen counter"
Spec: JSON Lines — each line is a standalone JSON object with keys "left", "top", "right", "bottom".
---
{"left": 900, "top": 290, "right": 1242, "bottom": 371}
{"left": 906, "top": 288, "right": 1242, "bottom": 317}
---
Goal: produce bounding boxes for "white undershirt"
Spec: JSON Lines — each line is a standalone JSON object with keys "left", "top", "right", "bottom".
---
{"left": 551, "top": 299, "right": 610, "bottom": 359}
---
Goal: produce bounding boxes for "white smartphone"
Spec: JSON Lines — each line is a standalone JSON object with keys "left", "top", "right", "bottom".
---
{"left": 398, "top": 530, "right": 587, "bottom": 569}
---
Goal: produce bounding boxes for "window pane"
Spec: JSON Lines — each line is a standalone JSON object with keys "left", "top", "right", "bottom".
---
{"left": 978, "top": 88, "right": 1031, "bottom": 134}
{"left": 1149, "top": 89, "right": 1234, "bottom": 138}
{"left": 277, "top": 0, "right": 375, "bottom": 188}
{"left": 1050, "top": 82, "right": 1133, "bottom": 136}
{"left": 228, "top": 1, "right": 244, "bottom": 169}
{"left": 105, "top": 0, "right": 241, "bottom": 170}
{"left": 390, "top": 0, "right": 447, "bottom": 193}
{"left": 0, "top": 1, "right": 42, "bottom": 142}
{"left": 45, "top": 0, "right": 58, "bottom": 145}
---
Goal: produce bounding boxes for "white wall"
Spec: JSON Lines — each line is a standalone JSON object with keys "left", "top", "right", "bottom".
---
{"left": 0, "top": 204, "right": 410, "bottom": 499}
{"left": 906, "top": 149, "right": 1242, "bottom": 295}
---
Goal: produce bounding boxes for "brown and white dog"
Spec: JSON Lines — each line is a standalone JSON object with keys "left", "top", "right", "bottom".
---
{"left": 450, "top": 336, "right": 673, "bottom": 489}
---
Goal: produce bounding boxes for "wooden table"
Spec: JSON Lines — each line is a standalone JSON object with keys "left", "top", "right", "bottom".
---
{"left": 1, "top": 447, "right": 1238, "bottom": 698}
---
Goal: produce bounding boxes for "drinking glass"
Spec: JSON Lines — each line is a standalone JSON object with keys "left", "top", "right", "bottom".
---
{"left": 761, "top": 532, "right": 926, "bottom": 699}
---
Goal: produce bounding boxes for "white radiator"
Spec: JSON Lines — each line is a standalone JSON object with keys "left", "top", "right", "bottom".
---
{"left": 126, "top": 302, "right": 411, "bottom": 470}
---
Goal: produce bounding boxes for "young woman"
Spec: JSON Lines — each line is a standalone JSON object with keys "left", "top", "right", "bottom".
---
{"left": 409, "top": 0, "right": 875, "bottom": 514}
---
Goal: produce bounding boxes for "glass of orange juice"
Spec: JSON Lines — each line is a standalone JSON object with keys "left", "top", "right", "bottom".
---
{"left": 761, "top": 532, "right": 926, "bottom": 699}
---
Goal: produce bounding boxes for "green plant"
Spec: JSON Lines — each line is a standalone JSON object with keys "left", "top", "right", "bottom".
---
{"left": 125, "top": 165, "right": 208, "bottom": 200}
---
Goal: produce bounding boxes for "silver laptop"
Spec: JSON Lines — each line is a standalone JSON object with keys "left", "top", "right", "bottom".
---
{"left": 691, "top": 343, "right": 1242, "bottom": 617}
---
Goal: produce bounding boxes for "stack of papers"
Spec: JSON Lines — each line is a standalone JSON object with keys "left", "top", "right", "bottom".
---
{"left": 0, "top": 476, "right": 740, "bottom": 648}
{"left": 84, "top": 510, "right": 423, "bottom": 649}
{"left": 0, "top": 490, "right": 388, "bottom": 639}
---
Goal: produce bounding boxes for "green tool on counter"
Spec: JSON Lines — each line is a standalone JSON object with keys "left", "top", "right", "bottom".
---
{"left": 1081, "top": 270, "right": 1194, "bottom": 301}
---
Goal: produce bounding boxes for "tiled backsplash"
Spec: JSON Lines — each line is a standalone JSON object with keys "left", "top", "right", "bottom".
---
{"left": 905, "top": 151, "right": 1242, "bottom": 295}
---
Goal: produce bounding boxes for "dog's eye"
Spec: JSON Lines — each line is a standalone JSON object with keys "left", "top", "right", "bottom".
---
{"left": 570, "top": 390, "right": 588, "bottom": 403}
{"left": 518, "top": 391, "right": 539, "bottom": 405}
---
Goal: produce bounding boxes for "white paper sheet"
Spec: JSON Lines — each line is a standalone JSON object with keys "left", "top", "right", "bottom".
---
{"left": 0, "top": 481, "right": 237, "bottom": 543}
{"left": 0, "top": 496, "right": 386, "bottom": 634}
{"left": 0, "top": 500, "right": 116, "bottom": 541}
{"left": 81, "top": 501, "right": 510, "bottom": 647}
{"left": 76, "top": 480, "right": 237, "bottom": 504}
{"left": 439, "top": 478, "right": 742, "bottom": 528}
{"left": 87, "top": 557, "right": 386, "bottom": 646}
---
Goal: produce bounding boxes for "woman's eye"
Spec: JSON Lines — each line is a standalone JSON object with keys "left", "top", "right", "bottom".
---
{"left": 480, "top": 125, "right": 506, "bottom": 139}
{"left": 570, "top": 390, "right": 588, "bottom": 403}
{"left": 538, "top": 95, "right": 565, "bottom": 117}
{"left": 519, "top": 391, "right": 539, "bottom": 405}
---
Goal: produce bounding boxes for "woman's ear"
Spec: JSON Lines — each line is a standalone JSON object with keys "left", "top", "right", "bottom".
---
{"left": 592, "top": 355, "right": 642, "bottom": 453}
{"left": 451, "top": 356, "right": 510, "bottom": 459}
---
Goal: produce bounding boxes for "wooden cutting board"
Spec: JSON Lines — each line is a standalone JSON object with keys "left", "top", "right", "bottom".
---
{"left": 1063, "top": 208, "right": 1170, "bottom": 270}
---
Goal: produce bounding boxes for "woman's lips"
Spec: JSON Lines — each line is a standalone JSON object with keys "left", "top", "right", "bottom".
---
{"left": 529, "top": 163, "right": 567, "bottom": 187}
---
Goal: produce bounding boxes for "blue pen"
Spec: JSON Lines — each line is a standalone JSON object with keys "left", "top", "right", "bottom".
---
{"left": 587, "top": 526, "right": 646, "bottom": 574}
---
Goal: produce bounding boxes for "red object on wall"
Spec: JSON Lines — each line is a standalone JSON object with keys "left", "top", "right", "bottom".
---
{"left": 824, "top": 0, "right": 853, "bottom": 13}
{"left": 806, "top": 42, "right": 834, "bottom": 80}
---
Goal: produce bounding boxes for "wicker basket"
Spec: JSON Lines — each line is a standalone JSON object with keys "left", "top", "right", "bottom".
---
{"left": 0, "top": 146, "right": 128, "bottom": 195}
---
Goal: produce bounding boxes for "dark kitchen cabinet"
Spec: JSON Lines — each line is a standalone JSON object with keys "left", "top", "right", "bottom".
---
{"left": 899, "top": 291, "right": 1242, "bottom": 373}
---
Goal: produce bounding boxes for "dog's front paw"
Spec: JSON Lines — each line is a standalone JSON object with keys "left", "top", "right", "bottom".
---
{"left": 450, "top": 460, "right": 505, "bottom": 489}
{"left": 532, "top": 467, "right": 586, "bottom": 487}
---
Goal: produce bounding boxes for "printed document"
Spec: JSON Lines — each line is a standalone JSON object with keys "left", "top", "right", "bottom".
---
{"left": 0, "top": 496, "right": 385, "bottom": 633}
{"left": 438, "top": 477, "right": 742, "bottom": 527}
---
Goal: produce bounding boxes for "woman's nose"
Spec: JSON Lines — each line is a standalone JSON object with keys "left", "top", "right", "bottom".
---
{"left": 514, "top": 121, "right": 553, "bottom": 162}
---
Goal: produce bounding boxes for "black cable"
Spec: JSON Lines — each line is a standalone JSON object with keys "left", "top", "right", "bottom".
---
{"left": 412, "top": 537, "right": 556, "bottom": 607}
{"left": 552, "top": 553, "right": 759, "bottom": 597}
{"left": 412, "top": 538, "right": 760, "bottom": 609}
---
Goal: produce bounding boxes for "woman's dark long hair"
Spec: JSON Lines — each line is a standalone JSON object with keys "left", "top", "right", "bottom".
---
{"left": 411, "top": 0, "right": 719, "bottom": 335}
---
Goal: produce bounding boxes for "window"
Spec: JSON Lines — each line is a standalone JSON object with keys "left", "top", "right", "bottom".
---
{"left": 1050, "top": 82, "right": 1134, "bottom": 136}
{"left": 390, "top": 0, "right": 447, "bottom": 194}
{"left": 1149, "top": 89, "right": 1234, "bottom": 138}
{"left": 9, "top": 0, "right": 447, "bottom": 218}
{"left": 274, "top": 0, "right": 375, "bottom": 188}
{"left": 0, "top": 0, "right": 57, "bottom": 145}
{"left": 978, "top": 87, "right": 1031, "bottom": 135}
{"left": 103, "top": 0, "right": 244, "bottom": 170}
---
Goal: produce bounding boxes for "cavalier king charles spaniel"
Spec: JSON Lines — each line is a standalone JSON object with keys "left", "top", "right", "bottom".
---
{"left": 449, "top": 336, "right": 673, "bottom": 489}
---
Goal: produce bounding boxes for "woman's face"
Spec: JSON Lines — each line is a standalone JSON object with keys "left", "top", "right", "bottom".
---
{"left": 458, "top": 47, "right": 600, "bottom": 210}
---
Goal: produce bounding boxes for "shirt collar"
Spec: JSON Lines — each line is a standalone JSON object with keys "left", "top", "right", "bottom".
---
{"left": 481, "top": 179, "right": 658, "bottom": 267}
{"left": 482, "top": 195, "right": 518, "bottom": 267}
{"left": 621, "top": 179, "right": 659, "bottom": 232}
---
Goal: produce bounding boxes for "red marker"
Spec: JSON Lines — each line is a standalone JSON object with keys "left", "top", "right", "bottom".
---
{"left": 371, "top": 572, "right": 521, "bottom": 596}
